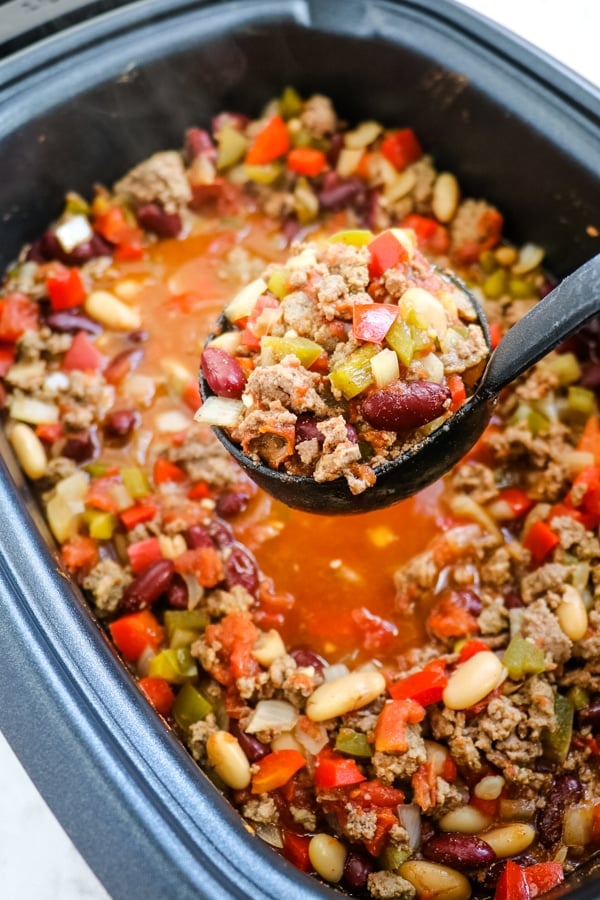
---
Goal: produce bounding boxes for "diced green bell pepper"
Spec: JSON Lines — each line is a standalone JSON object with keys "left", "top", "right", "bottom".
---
{"left": 244, "top": 163, "right": 283, "bottom": 184}
{"left": 148, "top": 647, "right": 197, "bottom": 684}
{"left": 543, "top": 692, "right": 574, "bottom": 764}
{"left": 267, "top": 268, "right": 290, "bottom": 300}
{"left": 121, "top": 466, "right": 151, "bottom": 499}
{"left": 329, "top": 345, "right": 378, "bottom": 399}
{"left": 543, "top": 352, "right": 581, "bottom": 386}
{"left": 568, "top": 386, "right": 596, "bottom": 416}
{"left": 84, "top": 509, "right": 117, "bottom": 540}
{"left": 261, "top": 335, "right": 323, "bottom": 368}
{"left": 216, "top": 126, "right": 248, "bottom": 171}
{"left": 502, "top": 635, "right": 546, "bottom": 680}
{"left": 164, "top": 609, "right": 209, "bottom": 641}
{"left": 84, "top": 461, "right": 111, "bottom": 478}
{"left": 386, "top": 318, "right": 414, "bottom": 367}
{"left": 328, "top": 229, "right": 374, "bottom": 247}
{"left": 568, "top": 685, "right": 590, "bottom": 711}
{"left": 380, "top": 845, "right": 410, "bottom": 872}
{"left": 279, "top": 86, "right": 303, "bottom": 120}
{"left": 172, "top": 682, "right": 213, "bottom": 732}
{"left": 482, "top": 268, "right": 508, "bottom": 300}
{"left": 478, "top": 250, "right": 497, "bottom": 273}
{"left": 335, "top": 728, "right": 372, "bottom": 758}
{"left": 509, "top": 277, "right": 535, "bottom": 299}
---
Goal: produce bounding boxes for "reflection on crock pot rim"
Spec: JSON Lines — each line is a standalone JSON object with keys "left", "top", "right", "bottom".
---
{"left": 1, "top": 87, "right": 598, "bottom": 899}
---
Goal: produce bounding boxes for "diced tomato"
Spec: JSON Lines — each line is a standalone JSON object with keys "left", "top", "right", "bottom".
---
{"left": 368, "top": 230, "right": 408, "bottom": 279}
{"left": 570, "top": 465, "right": 600, "bottom": 527}
{"left": 203, "top": 612, "right": 260, "bottom": 686}
{"left": 0, "top": 343, "right": 16, "bottom": 376}
{"left": 153, "top": 457, "right": 187, "bottom": 484}
{"left": 347, "top": 780, "right": 405, "bottom": 808}
{"left": 187, "top": 481, "right": 211, "bottom": 500}
{"left": 523, "top": 862, "right": 564, "bottom": 897}
{"left": 577, "top": 415, "right": 600, "bottom": 464}
{"left": 174, "top": 546, "right": 224, "bottom": 588}
{"left": 315, "top": 748, "right": 366, "bottom": 789}
{"left": 455, "top": 208, "right": 503, "bottom": 263}
{"left": 287, "top": 147, "right": 327, "bottom": 177}
{"left": 127, "top": 537, "right": 163, "bottom": 574}
{"left": 182, "top": 379, "right": 202, "bottom": 411}
{"left": 61, "top": 534, "right": 99, "bottom": 571}
{"left": 245, "top": 115, "right": 290, "bottom": 165}
{"left": 109, "top": 610, "right": 164, "bottom": 662}
{"left": 94, "top": 205, "right": 144, "bottom": 259}
{"left": 446, "top": 374, "right": 466, "bottom": 412}
{"left": 412, "top": 760, "right": 438, "bottom": 811}
{"left": 351, "top": 606, "right": 398, "bottom": 652}
{"left": 85, "top": 475, "right": 120, "bottom": 512}
{"left": 138, "top": 676, "right": 175, "bottom": 716}
{"left": 251, "top": 749, "right": 306, "bottom": 793}
{"left": 352, "top": 304, "right": 398, "bottom": 343}
{"left": 389, "top": 659, "right": 448, "bottom": 706}
{"left": 471, "top": 794, "right": 498, "bottom": 817}
{"left": 497, "top": 487, "right": 534, "bottom": 518}
{"left": 46, "top": 266, "right": 86, "bottom": 310}
{"left": 281, "top": 830, "right": 311, "bottom": 872}
{"left": 402, "top": 213, "right": 450, "bottom": 254}
{"left": 489, "top": 321, "right": 502, "bottom": 349}
{"left": 120, "top": 503, "right": 158, "bottom": 530}
{"left": 62, "top": 331, "right": 107, "bottom": 372}
{"left": 458, "top": 638, "right": 490, "bottom": 663}
{"left": 374, "top": 698, "right": 425, "bottom": 753}
{"left": 427, "top": 592, "right": 479, "bottom": 639}
{"left": 0, "top": 293, "right": 39, "bottom": 342}
{"left": 523, "top": 519, "right": 560, "bottom": 566}
{"left": 35, "top": 422, "right": 63, "bottom": 443}
{"left": 494, "top": 860, "right": 530, "bottom": 900}
{"left": 380, "top": 129, "right": 422, "bottom": 171}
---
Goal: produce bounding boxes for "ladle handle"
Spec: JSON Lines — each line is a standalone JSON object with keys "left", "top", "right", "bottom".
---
{"left": 479, "top": 253, "right": 600, "bottom": 399}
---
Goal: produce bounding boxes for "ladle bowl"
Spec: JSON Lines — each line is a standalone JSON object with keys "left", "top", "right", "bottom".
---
{"left": 200, "top": 254, "right": 600, "bottom": 515}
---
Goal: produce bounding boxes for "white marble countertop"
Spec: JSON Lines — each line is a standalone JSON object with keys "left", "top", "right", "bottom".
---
{"left": 0, "top": 2, "right": 598, "bottom": 897}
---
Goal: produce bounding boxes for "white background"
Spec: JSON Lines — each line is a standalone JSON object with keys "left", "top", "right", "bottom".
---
{"left": 0, "top": 2, "right": 598, "bottom": 897}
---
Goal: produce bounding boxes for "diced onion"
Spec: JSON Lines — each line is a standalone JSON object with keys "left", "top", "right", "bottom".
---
{"left": 371, "top": 348, "right": 400, "bottom": 388}
{"left": 294, "top": 718, "right": 328, "bottom": 756}
{"left": 194, "top": 396, "right": 243, "bottom": 427}
{"left": 44, "top": 371, "right": 70, "bottom": 392}
{"left": 137, "top": 645, "right": 158, "bottom": 677}
{"left": 420, "top": 353, "right": 444, "bottom": 384}
{"left": 399, "top": 287, "right": 448, "bottom": 337}
{"left": 55, "top": 215, "right": 93, "bottom": 253}
{"left": 448, "top": 494, "right": 502, "bottom": 541}
{"left": 55, "top": 470, "right": 89, "bottom": 507}
{"left": 563, "top": 804, "right": 594, "bottom": 847}
{"left": 513, "top": 242, "right": 544, "bottom": 275}
{"left": 344, "top": 120, "right": 382, "bottom": 150}
{"left": 9, "top": 396, "right": 59, "bottom": 424}
{"left": 322, "top": 663, "right": 350, "bottom": 683}
{"left": 207, "top": 332, "right": 243, "bottom": 355}
{"left": 155, "top": 409, "right": 191, "bottom": 433}
{"left": 397, "top": 804, "right": 422, "bottom": 851}
{"left": 160, "top": 358, "right": 194, "bottom": 394}
{"left": 336, "top": 148, "right": 363, "bottom": 178}
{"left": 182, "top": 573, "right": 204, "bottom": 608}
{"left": 46, "top": 494, "right": 80, "bottom": 543}
{"left": 122, "top": 373, "right": 156, "bottom": 407}
{"left": 245, "top": 699, "right": 298, "bottom": 734}
{"left": 224, "top": 277, "right": 267, "bottom": 322}
{"left": 255, "top": 824, "right": 284, "bottom": 849}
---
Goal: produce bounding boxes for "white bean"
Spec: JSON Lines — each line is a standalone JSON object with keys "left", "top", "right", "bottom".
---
{"left": 84, "top": 290, "right": 141, "bottom": 330}
{"left": 252, "top": 629, "right": 286, "bottom": 666}
{"left": 432, "top": 172, "right": 460, "bottom": 223}
{"left": 439, "top": 805, "right": 491, "bottom": 835}
{"left": 8, "top": 423, "right": 47, "bottom": 479}
{"left": 308, "top": 834, "right": 347, "bottom": 883}
{"left": 400, "top": 859, "right": 471, "bottom": 899}
{"left": 443, "top": 651, "right": 506, "bottom": 711}
{"left": 557, "top": 584, "right": 588, "bottom": 641}
{"left": 479, "top": 823, "right": 535, "bottom": 858}
{"left": 206, "top": 730, "right": 251, "bottom": 790}
{"left": 306, "top": 670, "right": 386, "bottom": 722}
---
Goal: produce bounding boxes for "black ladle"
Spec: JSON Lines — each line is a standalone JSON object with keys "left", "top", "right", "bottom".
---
{"left": 200, "top": 254, "right": 600, "bottom": 515}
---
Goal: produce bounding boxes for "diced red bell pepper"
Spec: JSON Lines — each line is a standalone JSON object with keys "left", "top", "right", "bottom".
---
{"left": 62, "top": 331, "right": 107, "bottom": 372}
{"left": 570, "top": 465, "right": 600, "bottom": 526}
{"left": 348, "top": 779, "right": 405, "bottom": 808}
{"left": 380, "top": 129, "right": 422, "bottom": 171}
{"left": 497, "top": 487, "right": 534, "bottom": 518}
{"left": 120, "top": 503, "right": 158, "bottom": 531}
{"left": 61, "top": 534, "right": 99, "bottom": 571}
{"left": 109, "top": 609, "right": 164, "bottom": 662}
{"left": 402, "top": 213, "right": 450, "bottom": 254}
{"left": 251, "top": 749, "right": 306, "bottom": 793}
{"left": 182, "top": 379, "right": 202, "bottom": 411}
{"left": 523, "top": 519, "right": 560, "bottom": 566}
{"left": 489, "top": 321, "right": 502, "bottom": 349}
{"left": 523, "top": 862, "right": 564, "bottom": 897}
{"left": 245, "top": 115, "right": 290, "bottom": 165}
{"left": 174, "top": 546, "right": 224, "bottom": 588}
{"left": 0, "top": 343, "right": 16, "bottom": 376}
{"left": 287, "top": 146, "right": 327, "bottom": 177}
{"left": 458, "top": 639, "right": 490, "bottom": 663}
{"left": 0, "top": 293, "right": 39, "bottom": 342}
{"left": 389, "top": 660, "right": 448, "bottom": 706}
{"left": 315, "top": 748, "right": 366, "bottom": 789}
{"left": 446, "top": 373, "right": 466, "bottom": 412}
{"left": 35, "top": 422, "right": 63, "bottom": 443}
{"left": 577, "top": 415, "right": 600, "bottom": 464}
{"left": 85, "top": 475, "right": 120, "bottom": 512}
{"left": 351, "top": 607, "right": 398, "bottom": 652}
{"left": 375, "top": 699, "right": 425, "bottom": 752}
{"left": 153, "top": 457, "right": 187, "bottom": 484}
{"left": 46, "top": 266, "right": 86, "bottom": 310}
{"left": 471, "top": 794, "right": 499, "bottom": 817}
{"left": 352, "top": 304, "right": 399, "bottom": 343}
{"left": 427, "top": 593, "right": 479, "bottom": 639}
{"left": 187, "top": 481, "right": 211, "bottom": 500}
{"left": 138, "top": 676, "right": 175, "bottom": 716}
{"left": 368, "top": 230, "right": 408, "bottom": 279}
{"left": 494, "top": 860, "right": 531, "bottom": 900}
{"left": 127, "top": 537, "right": 163, "bottom": 574}
{"left": 281, "top": 830, "right": 311, "bottom": 872}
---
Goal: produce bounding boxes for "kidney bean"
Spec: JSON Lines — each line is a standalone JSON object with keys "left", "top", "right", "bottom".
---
{"left": 578, "top": 702, "right": 600, "bottom": 731}
{"left": 225, "top": 542, "right": 259, "bottom": 597}
{"left": 104, "top": 408, "right": 140, "bottom": 439}
{"left": 456, "top": 588, "right": 481, "bottom": 616}
{"left": 137, "top": 203, "right": 182, "bottom": 238}
{"left": 62, "top": 430, "right": 98, "bottom": 463}
{"left": 185, "top": 524, "right": 215, "bottom": 550}
{"left": 581, "top": 363, "right": 600, "bottom": 389}
{"left": 27, "top": 228, "right": 112, "bottom": 264}
{"left": 201, "top": 347, "right": 246, "bottom": 399}
{"left": 167, "top": 574, "right": 189, "bottom": 609}
{"left": 206, "top": 518, "right": 235, "bottom": 549}
{"left": 104, "top": 348, "right": 144, "bottom": 384}
{"left": 289, "top": 647, "right": 325, "bottom": 675}
{"left": 185, "top": 127, "right": 216, "bottom": 162}
{"left": 127, "top": 329, "right": 149, "bottom": 344}
{"left": 503, "top": 590, "right": 524, "bottom": 609}
{"left": 422, "top": 834, "right": 496, "bottom": 872}
{"left": 282, "top": 216, "right": 302, "bottom": 246}
{"left": 216, "top": 491, "right": 249, "bottom": 518}
{"left": 122, "top": 559, "right": 176, "bottom": 611}
{"left": 483, "top": 855, "right": 538, "bottom": 891}
{"left": 229, "top": 721, "right": 268, "bottom": 762}
{"left": 537, "top": 774, "right": 583, "bottom": 847}
{"left": 45, "top": 311, "right": 102, "bottom": 335}
{"left": 342, "top": 851, "right": 375, "bottom": 892}
{"left": 362, "top": 381, "right": 451, "bottom": 432}
{"left": 326, "top": 132, "right": 344, "bottom": 168}
{"left": 295, "top": 414, "right": 357, "bottom": 447}
{"left": 318, "top": 174, "right": 365, "bottom": 210}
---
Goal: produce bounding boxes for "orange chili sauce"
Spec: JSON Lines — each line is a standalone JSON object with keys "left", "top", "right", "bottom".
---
{"left": 98, "top": 212, "right": 447, "bottom": 665}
